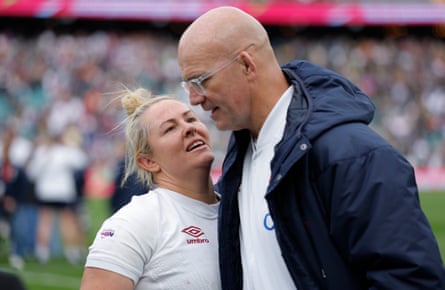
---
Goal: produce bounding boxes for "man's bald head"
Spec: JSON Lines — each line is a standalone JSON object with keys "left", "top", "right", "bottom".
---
{"left": 178, "top": 6, "right": 269, "bottom": 65}
{"left": 177, "top": 6, "right": 288, "bottom": 136}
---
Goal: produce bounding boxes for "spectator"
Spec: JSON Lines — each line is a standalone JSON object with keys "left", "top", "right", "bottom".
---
{"left": 0, "top": 120, "right": 37, "bottom": 270}
{"left": 27, "top": 126, "right": 89, "bottom": 264}
{"left": 110, "top": 158, "right": 148, "bottom": 214}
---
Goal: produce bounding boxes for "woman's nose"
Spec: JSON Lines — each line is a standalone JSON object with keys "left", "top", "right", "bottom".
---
{"left": 184, "top": 124, "right": 197, "bottom": 137}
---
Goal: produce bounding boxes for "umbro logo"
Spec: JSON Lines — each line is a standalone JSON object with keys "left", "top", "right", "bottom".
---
{"left": 182, "top": 226, "right": 204, "bottom": 238}
{"left": 181, "top": 226, "right": 209, "bottom": 245}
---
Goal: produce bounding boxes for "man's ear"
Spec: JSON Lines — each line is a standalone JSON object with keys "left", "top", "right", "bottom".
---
{"left": 239, "top": 51, "right": 256, "bottom": 78}
{"left": 137, "top": 155, "right": 160, "bottom": 173}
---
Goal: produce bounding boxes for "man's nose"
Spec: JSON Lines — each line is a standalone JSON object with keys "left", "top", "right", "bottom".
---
{"left": 188, "top": 90, "right": 205, "bottom": 106}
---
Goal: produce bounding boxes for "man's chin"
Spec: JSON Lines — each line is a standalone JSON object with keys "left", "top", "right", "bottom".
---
{"left": 211, "top": 110, "right": 234, "bottom": 131}
{"left": 214, "top": 120, "right": 231, "bottom": 131}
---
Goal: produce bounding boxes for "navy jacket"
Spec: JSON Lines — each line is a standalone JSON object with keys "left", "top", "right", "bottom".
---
{"left": 217, "top": 60, "right": 445, "bottom": 289}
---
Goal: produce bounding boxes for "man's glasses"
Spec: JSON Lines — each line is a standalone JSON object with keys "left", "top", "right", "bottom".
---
{"left": 181, "top": 54, "right": 239, "bottom": 97}
{"left": 181, "top": 44, "right": 255, "bottom": 96}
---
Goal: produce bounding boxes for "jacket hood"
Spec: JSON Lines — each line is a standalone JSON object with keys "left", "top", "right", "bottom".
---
{"left": 282, "top": 60, "right": 375, "bottom": 141}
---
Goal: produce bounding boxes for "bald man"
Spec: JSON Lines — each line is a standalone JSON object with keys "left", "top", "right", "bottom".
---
{"left": 178, "top": 6, "right": 445, "bottom": 290}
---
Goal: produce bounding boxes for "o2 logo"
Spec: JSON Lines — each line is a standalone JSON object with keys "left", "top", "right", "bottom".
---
{"left": 263, "top": 213, "right": 275, "bottom": 230}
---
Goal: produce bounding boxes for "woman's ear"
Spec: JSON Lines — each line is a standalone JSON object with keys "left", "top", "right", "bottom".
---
{"left": 137, "top": 155, "right": 160, "bottom": 173}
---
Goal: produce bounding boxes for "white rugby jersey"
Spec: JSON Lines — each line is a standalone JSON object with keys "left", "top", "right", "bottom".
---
{"left": 85, "top": 187, "right": 221, "bottom": 290}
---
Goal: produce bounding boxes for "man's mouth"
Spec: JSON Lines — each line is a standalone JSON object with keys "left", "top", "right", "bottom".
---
{"left": 210, "top": 107, "right": 219, "bottom": 119}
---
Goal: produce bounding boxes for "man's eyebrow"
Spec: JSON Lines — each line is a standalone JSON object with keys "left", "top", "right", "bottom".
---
{"left": 184, "top": 73, "right": 202, "bottom": 82}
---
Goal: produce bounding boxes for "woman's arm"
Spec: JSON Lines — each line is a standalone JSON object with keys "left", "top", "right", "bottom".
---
{"left": 80, "top": 267, "right": 134, "bottom": 290}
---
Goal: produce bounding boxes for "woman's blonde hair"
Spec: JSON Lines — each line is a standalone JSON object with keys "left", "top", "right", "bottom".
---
{"left": 120, "top": 87, "right": 176, "bottom": 188}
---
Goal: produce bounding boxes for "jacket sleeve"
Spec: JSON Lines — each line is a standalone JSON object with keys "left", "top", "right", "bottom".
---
{"left": 319, "top": 143, "right": 445, "bottom": 289}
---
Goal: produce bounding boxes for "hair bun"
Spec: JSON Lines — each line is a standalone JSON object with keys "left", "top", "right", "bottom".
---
{"left": 121, "top": 88, "right": 152, "bottom": 116}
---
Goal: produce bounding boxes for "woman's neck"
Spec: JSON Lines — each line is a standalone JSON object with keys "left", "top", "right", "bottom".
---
{"left": 156, "top": 175, "right": 216, "bottom": 204}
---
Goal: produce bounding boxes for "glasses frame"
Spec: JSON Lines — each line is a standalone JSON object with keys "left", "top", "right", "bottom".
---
{"left": 181, "top": 44, "right": 255, "bottom": 97}
{"left": 181, "top": 55, "right": 239, "bottom": 96}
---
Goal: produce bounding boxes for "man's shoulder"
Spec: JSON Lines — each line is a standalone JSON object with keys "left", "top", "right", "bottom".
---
{"left": 282, "top": 60, "right": 342, "bottom": 82}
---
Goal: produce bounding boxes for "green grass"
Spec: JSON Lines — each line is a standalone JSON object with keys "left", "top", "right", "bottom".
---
{"left": 0, "top": 192, "right": 444, "bottom": 290}
{"left": 0, "top": 258, "right": 84, "bottom": 290}
{"left": 0, "top": 197, "right": 111, "bottom": 290}
{"left": 420, "top": 191, "right": 445, "bottom": 262}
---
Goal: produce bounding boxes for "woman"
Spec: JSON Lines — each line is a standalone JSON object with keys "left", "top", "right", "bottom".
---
{"left": 80, "top": 88, "right": 221, "bottom": 290}
{"left": 27, "top": 126, "right": 88, "bottom": 264}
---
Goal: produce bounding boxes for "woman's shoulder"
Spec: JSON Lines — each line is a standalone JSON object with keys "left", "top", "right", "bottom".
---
{"left": 97, "top": 191, "right": 162, "bottom": 242}
{"left": 115, "top": 191, "right": 159, "bottom": 216}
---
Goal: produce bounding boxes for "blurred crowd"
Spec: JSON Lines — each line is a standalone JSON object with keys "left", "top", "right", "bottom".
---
{"left": 0, "top": 24, "right": 444, "bottom": 267}
{"left": 274, "top": 32, "right": 445, "bottom": 167}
